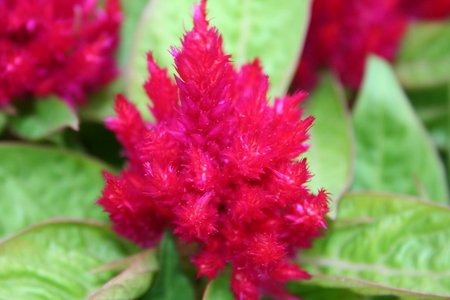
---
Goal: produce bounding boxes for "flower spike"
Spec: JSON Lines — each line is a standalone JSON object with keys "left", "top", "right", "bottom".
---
{"left": 98, "top": 1, "right": 329, "bottom": 299}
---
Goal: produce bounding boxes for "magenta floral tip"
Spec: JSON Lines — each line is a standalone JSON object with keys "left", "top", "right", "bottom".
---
{"left": 0, "top": 0, "right": 122, "bottom": 108}
{"left": 98, "top": 0, "right": 329, "bottom": 299}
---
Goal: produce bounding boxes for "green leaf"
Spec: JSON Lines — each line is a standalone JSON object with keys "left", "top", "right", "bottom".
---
{"left": 287, "top": 282, "right": 366, "bottom": 300}
{"left": 81, "top": 79, "right": 123, "bottom": 123}
{"left": 298, "top": 192, "right": 450, "bottom": 299}
{"left": 352, "top": 56, "right": 448, "bottom": 204}
{"left": 141, "top": 232, "right": 195, "bottom": 300}
{"left": 0, "top": 220, "right": 138, "bottom": 300}
{"left": 0, "top": 111, "right": 6, "bottom": 135}
{"left": 118, "top": 1, "right": 151, "bottom": 67}
{"left": 87, "top": 249, "right": 158, "bottom": 300}
{"left": 302, "top": 74, "right": 355, "bottom": 215}
{"left": 407, "top": 85, "right": 449, "bottom": 151}
{"left": 0, "top": 143, "right": 113, "bottom": 238}
{"left": 395, "top": 21, "right": 450, "bottom": 89}
{"left": 126, "top": 0, "right": 312, "bottom": 119}
{"left": 203, "top": 275, "right": 234, "bottom": 300}
{"left": 10, "top": 97, "right": 79, "bottom": 140}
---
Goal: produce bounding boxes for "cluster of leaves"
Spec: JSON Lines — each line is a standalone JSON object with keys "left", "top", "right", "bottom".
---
{"left": 0, "top": 0, "right": 450, "bottom": 300}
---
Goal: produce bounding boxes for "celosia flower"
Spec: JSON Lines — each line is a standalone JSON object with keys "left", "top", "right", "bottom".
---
{"left": 0, "top": 0, "right": 121, "bottom": 107}
{"left": 291, "top": 0, "right": 450, "bottom": 90}
{"left": 98, "top": 1, "right": 329, "bottom": 299}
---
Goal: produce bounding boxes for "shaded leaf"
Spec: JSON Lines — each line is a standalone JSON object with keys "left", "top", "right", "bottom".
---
{"left": 141, "top": 232, "right": 195, "bottom": 300}
{"left": 10, "top": 97, "right": 78, "bottom": 140}
{"left": 0, "top": 111, "right": 6, "bottom": 135}
{"left": 407, "top": 85, "right": 449, "bottom": 151}
{"left": 203, "top": 275, "right": 234, "bottom": 300}
{"left": 87, "top": 249, "right": 158, "bottom": 300}
{"left": 0, "top": 220, "right": 137, "bottom": 300}
{"left": 299, "top": 192, "right": 450, "bottom": 299}
{"left": 287, "top": 282, "right": 366, "bottom": 300}
{"left": 126, "top": 0, "right": 312, "bottom": 119}
{"left": 0, "top": 143, "right": 113, "bottom": 238}
{"left": 81, "top": 79, "right": 124, "bottom": 123}
{"left": 352, "top": 56, "right": 448, "bottom": 204}
{"left": 302, "top": 74, "right": 355, "bottom": 215}
{"left": 395, "top": 21, "right": 450, "bottom": 89}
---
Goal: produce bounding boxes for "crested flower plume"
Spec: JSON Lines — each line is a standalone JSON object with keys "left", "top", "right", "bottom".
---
{"left": 291, "top": 0, "right": 450, "bottom": 90}
{"left": 98, "top": 1, "right": 329, "bottom": 299}
{"left": 0, "top": 0, "right": 122, "bottom": 107}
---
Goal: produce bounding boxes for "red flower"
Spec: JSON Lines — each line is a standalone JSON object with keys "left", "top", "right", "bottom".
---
{"left": 291, "top": 0, "right": 450, "bottom": 91}
{"left": 98, "top": 1, "right": 329, "bottom": 299}
{"left": 0, "top": 0, "right": 121, "bottom": 107}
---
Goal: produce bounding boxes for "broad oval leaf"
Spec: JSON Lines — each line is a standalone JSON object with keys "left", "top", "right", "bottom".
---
{"left": 0, "top": 220, "right": 139, "bottom": 300}
{"left": 0, "top": 143, "right": 113, "bottom": 238}
{"left": 10, "top": 97, "right": 78, "bottom": 141}
{"left": 126, "top": 0, "right": 312, "bottom": 119}
{"left": 352, "top": 56, "right": 449, "bottom": 204}
{"left": 299, "top": 192, "right": 450, "bottom": 298}
{"left": 395, "top": 21, "right": 450, "bottom": 89}
{"left": 302, "top": 74, "right": 355, "bottom": 216}
{"left": 87, "top": 249, "right": 158, "bottom": 300}
{"left": 140, "top": 232, "right": 195, "bottom": 300}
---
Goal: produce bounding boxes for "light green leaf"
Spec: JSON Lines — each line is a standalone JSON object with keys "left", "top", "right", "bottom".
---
{"left": 126, "top": 0, "right": 312, "bottom": 120}
{"left": 0, "top": 220, "right": 138, "bottom": 300}
{"left": 302, "top": 74, "right": 355, "bottom": 215}
{"left": 141, "top": 232, "right": 195, "bottom": 300}
{"left": 87, "top": 249, "right": 158, "bottom": 300}
{"left": 395, "top": 21, "right": 450, "bottom": 89}
{"left": 203, "top": 275, "right": 234, "bottom": 300}
{"left": 10, "top": 97, "right": 78, "bottom": 140}
{"left": 118, "top": 1, "right": 151, "bottom": 67}
{"left": 0, "top": 143, "right": 113, "bottom": 238}
{"left": 299, "top": 192, "right": 450, "bottom": 299}
{"left": 352, "top": 56, "right": 448, "bottom": 204}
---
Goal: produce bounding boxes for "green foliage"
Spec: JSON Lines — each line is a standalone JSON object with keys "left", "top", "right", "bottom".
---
{"left": 0, "top": 144, "right": 113, "bottom": 238}
{"left": 87, "top": 249, "right": 158, "bottom": 300}
{"left": 299, "top": 192, "right": 450, "bottom": 299}
{"left": 0, "top": 112, "right": 6, "bottom": 135}
{"left": 352, "top": 56, "right": 448, "bottom": 204}
{"left": 141, "top": 232, "right": 195, "bottom": 300}
{"left": 126, "top": 0, "right": 311, "bottom": 119}
{"left": 0, "top": 220, "right": 138, "bottom": 300}
{"left": 203, "top": 275, "right": 234, "bottom": 300}
{"left": 302, "top": 74, "right": 355, "bottom": 215}
{"left": 81, "top": 79, "right": 123, "bottom": 123}
{"left": 9, "top": 97, "right": 78, "bottom": 140}
{"left": 407, "top": 85, "right": 449, "bottom": 151}
{"left": 288, "top": 282, "right": 366, "bottom": 300}
{"left": 395, "top": 21, "right": 450, "bottom": 89}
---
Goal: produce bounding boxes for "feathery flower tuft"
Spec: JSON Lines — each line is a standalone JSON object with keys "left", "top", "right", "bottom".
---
{"left": 98, "top": 1, "right": 329, "bottom": 299}
{"left": 0, "top": 0, "right": 121, "bottom": 107}
{"left": 292, "top": 0, "right": 450, "bottom": 90}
